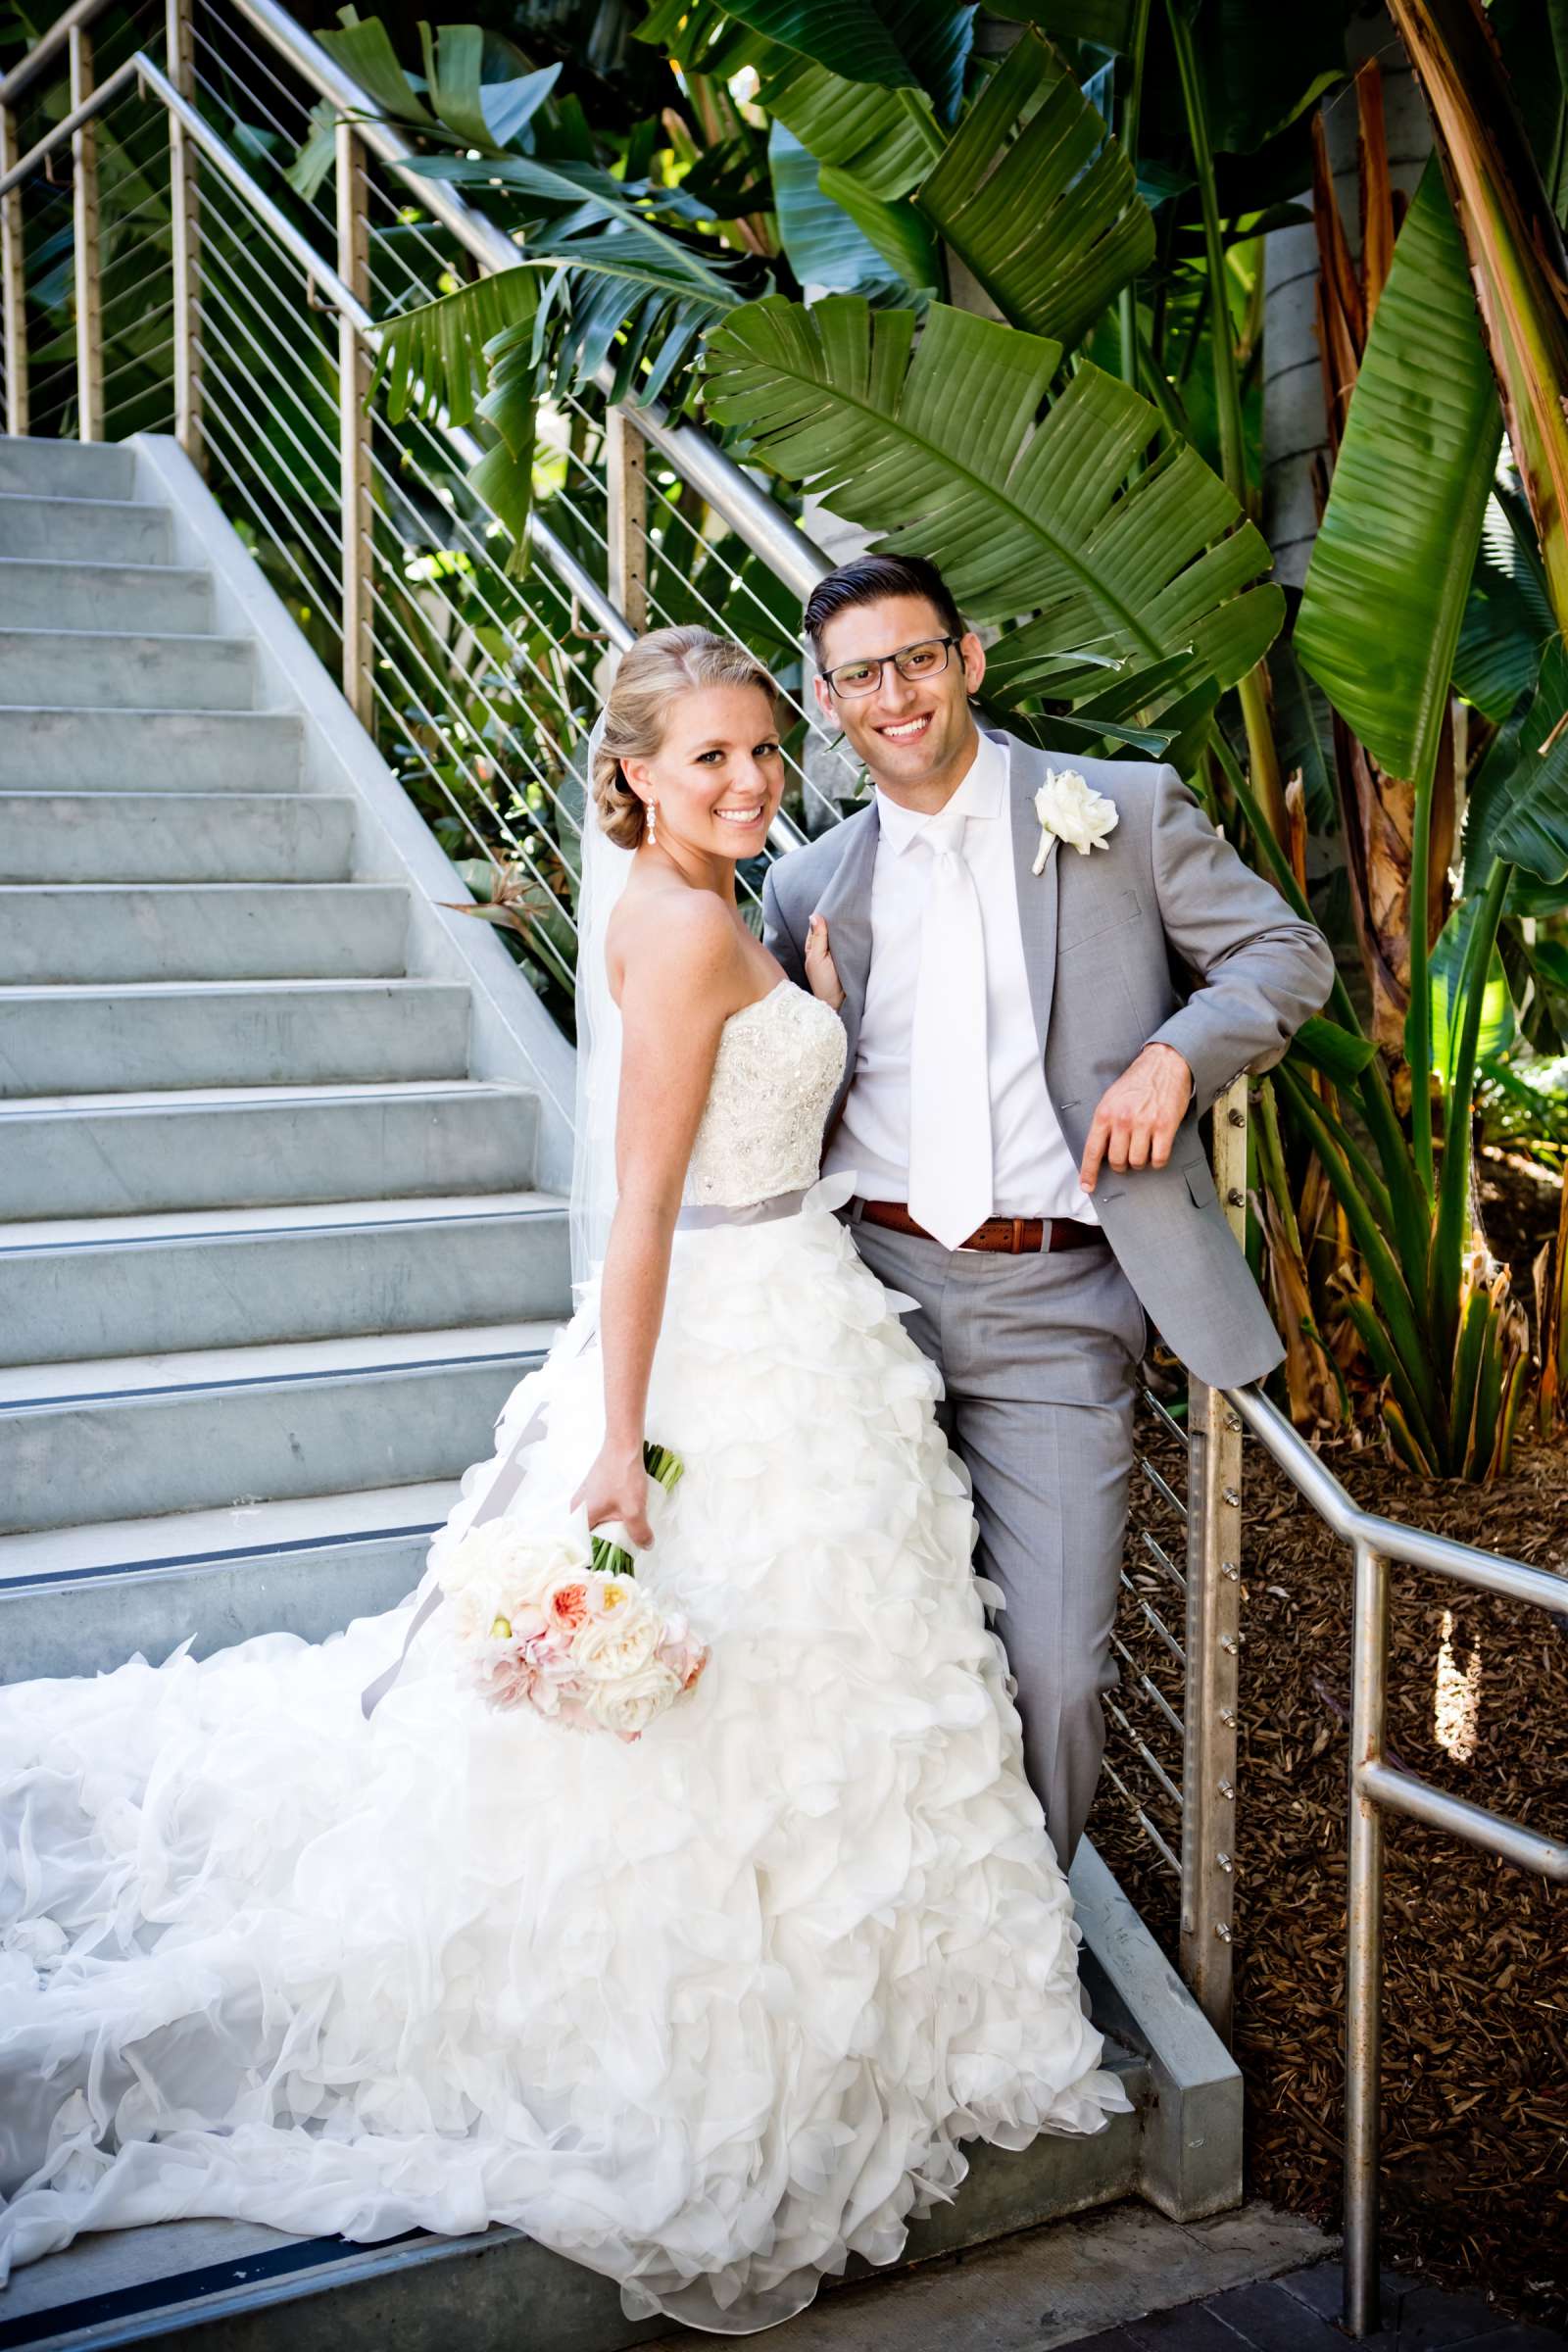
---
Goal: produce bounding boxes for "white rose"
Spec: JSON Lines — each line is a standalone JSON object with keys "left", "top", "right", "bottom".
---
{"left": 571, "top": 1589, "right": 660, "bottom": 1681}
{"left": 584, "top": 1659, "right": 682, "bottom": 1738}
{"left": 1033, "top": 770, "right": 1118, "bottom": 871}
{"left": 441, "top": 1520, "right": 586, "bottom": 1602}
{"left": 451, "top": 1582, "right": 546, "bottom": 1648}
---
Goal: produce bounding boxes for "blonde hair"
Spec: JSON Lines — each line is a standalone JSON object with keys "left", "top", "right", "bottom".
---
{"left": 591, "top": 626, "right": 781, "bottom": 851}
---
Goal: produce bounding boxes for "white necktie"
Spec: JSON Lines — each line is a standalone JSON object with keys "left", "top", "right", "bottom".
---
{"left": 906, "top": 808, "right": 993, "bottom": 1250}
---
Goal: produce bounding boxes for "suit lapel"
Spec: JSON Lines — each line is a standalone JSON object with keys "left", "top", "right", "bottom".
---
{"left": 1004, "top": 732, "right": 1058, "bottom": 1061}
{"left": 814, "top": 801, "right": 879, "bottom": 1128}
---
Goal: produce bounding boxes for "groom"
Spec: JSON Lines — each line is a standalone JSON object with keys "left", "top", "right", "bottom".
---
{"left": 762, "top": 554, "right": 1334, "bottom": 1867}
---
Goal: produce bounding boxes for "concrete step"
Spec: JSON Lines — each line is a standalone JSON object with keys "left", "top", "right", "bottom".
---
{"left": 0, "top": 1322, "right": 554, "bottom": 1530}
{"left": 0, "top": 555, "right": 213, "bottom": 632}
{"left": 0, "top": 882, "right": 409, "bottom": 983}
{"left": 0, "top": 979, "right": 471, "bottom": 1096}
{"left": 0, "top": 626, "right": 255, "bottom": 710}
{"left": 0, "top": 790, "right": 355, "bottom": 883}
{"left": 0, "top": 1191, "right": 570, "bottom": 1363}
{"left": 0, "top": 433, "right": 136, "bottom": 499}
{"left": 0, "top": 2051, "right": 1149, "bottom": 2352}
{"left": 0, "top": 1080, "right": 540, "bottom": 1218}
{"left": 0, "top": 489, "right": 172, "bottom": 563}
{"left": 0, "top": 705, "right": 304, "bottom": 790}
{"left": 0, "top": 1481, "right": 459, "bottom": 1681}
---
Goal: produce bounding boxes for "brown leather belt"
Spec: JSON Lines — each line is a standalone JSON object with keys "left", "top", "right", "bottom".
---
{"left": 853, "top": 1200, "right": 1109, "bottom": 1255}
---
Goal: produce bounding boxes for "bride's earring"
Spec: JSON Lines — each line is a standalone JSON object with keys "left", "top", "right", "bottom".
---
{"left": 646, "top": 800, "right": 658, "bottom": 847}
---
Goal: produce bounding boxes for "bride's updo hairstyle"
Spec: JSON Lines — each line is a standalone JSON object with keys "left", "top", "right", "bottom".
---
{"left": 591, "top": 625, "right": 781, "bottom": 851}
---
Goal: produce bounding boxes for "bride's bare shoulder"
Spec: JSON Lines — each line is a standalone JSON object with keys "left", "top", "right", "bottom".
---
{"left": 610, "top": 872, "right": 746, "bottom": 1014}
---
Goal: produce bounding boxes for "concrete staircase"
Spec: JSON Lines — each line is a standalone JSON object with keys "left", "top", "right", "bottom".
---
{"left": 0, "top": 432, "right": 571, "bottom": 1683}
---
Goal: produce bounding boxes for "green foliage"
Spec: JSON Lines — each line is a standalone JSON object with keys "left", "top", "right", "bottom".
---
{"left": 768, "top": 120, "right": 923, "bottom": 288}
{"left": 705, "top": 293, "right": 1281, "bottom": 746}
{"left": 914, "top": 27, "right": 1154, "bottom": 349}
{"left": 1297, "top": 163, "right": 1501, "bottom": 794}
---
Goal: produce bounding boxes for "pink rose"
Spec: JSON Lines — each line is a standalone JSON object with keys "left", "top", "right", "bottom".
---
{"left": 658, "top": 1630, "right": 710, "bottom": 1692}
{"left": 550, "top": 1582, "right": 589, "bottom": 1631}
{"left": 480, "top": 1650, "right": 538, "bottom": 1710}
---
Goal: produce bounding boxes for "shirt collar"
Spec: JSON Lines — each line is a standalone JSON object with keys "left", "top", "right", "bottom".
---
{"left": 875, "top": 726, "right": 1009, "bottom": 856}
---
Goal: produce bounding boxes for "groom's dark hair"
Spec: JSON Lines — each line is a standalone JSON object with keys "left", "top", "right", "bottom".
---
{"left": 803, "top": 554, "right": 966, "bottom": 665}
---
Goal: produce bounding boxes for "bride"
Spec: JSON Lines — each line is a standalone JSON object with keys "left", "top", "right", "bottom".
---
{"left": 0, "top": 625, "right": 1131, "bottom": 2333}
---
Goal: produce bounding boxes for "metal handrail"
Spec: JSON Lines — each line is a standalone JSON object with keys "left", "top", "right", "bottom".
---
{"left": 0, "top": 0, "right": 105, "bottom": 102}
{"left": 1, "top": 0, "right": 835, "bottom": 599}
{"left": 1, "top": 57, "right": 811, "bottom": 915}
{"left": 1227, "top": 1379, "right": 1568, "bottom": 2338}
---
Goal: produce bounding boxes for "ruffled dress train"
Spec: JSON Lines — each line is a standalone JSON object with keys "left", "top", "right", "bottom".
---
{"left": 0, "top": 981, "right": 1130, "bottom": 2332}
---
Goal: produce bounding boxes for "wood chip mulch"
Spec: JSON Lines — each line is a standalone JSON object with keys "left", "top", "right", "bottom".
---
{"left": 1087, "top": 1152, "right": 1568, "bottom": 2337}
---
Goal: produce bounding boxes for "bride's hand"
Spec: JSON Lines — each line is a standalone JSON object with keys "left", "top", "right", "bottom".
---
{"left": 805, "top": 912, "right": 845, "bottom": 1009}
{"left": 571, "top": 1443, "right": 654, "bottom": 1549}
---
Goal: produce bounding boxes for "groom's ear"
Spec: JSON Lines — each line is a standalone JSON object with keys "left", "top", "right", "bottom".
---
{"left": 811, "top": 670, "right": 834, "bottom": 723}
{"left": 960, "top": 629, "right": 987, "bottom": 696}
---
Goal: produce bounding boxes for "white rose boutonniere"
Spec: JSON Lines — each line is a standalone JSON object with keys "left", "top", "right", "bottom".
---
{"left": 1033, "top": 769, "right": 1119, "bottom": 874}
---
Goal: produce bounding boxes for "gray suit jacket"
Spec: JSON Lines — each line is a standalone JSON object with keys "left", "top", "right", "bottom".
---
{"left": 760, "top": 727, "right": 1336, "bottom": 1390}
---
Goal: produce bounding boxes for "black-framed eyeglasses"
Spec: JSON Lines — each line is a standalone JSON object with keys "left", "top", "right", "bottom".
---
{"left": 821, "top": 635, "right": 960, "bottom": 700}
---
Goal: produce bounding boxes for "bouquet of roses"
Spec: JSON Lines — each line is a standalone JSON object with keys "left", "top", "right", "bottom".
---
{"left": 441, "top": 1445, "right": 707, "bottom": 1741}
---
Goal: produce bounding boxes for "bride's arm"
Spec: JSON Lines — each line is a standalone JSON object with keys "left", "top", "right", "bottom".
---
{"left": 571, "top": 899, "right": 738, "bottom": 1548}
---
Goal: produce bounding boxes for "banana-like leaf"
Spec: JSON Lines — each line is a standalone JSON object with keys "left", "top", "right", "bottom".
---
{"left": 765, "top": 55, "right": 943, "bottom": 197}
{"left": 719, "top": 0, "right": 974, "bottom": 115}
{"left": 318, "top": 13, "right": 561, "bottom": 155}
{"left": 703, "top": 295, "right": 1282, "bottom": 731}
{"left": 714, "top": 0, "right": 920, "bottom": 90}
{"left": 408, "top": 155, "right": 738, "bottom": 300}
{"left": 1388, "top": 0, "right": 1568, "bottom": 639}
{"left": 318, "top": 9, "right": 437, "bottom": 126}
{"left": 986, "top": 0, "right": 1134, "bottom": 47}
{"left": 1464, "top": 637, "right": 1568, "bottom": 887}
{"left": 914, "top": 27, "right": 1153, "bottom": 350}
{"left": 287, "top": 99, "right": 338, "bottom": 203}
{"left": 1296, "top": 161, "right": 1501, "bottom": 792}
{"left": 769, "top": 122, "right": 922, "bottom": 289}
{"left": 634, "top": 0, "right": 946, "bottom": 196}
{"left": 373, "top": 271, "right": 536, "bottom": 435}
{"left": 417, "top": 23, "right": 489, "bottom": 147}
{"left": 1492, "top": 641, "right": 1568, "bottom": 884}
{"left": 1285, "top": 1012, "right": 1381, "bottom": 1085}
{"left": 819, "top": 166, "right": 940, "bottom": 287}
{"left": 1453, "top": 490, "right": 1555, "bottom": 722}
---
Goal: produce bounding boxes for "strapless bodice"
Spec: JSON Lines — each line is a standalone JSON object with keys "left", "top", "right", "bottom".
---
{"left": 683, "top": 979, "right": 847, "bottom": 1208}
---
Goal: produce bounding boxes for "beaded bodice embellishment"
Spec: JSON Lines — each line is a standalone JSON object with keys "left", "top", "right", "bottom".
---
{"left": 683, "top": 980, "right": 847, "bottom": 1207}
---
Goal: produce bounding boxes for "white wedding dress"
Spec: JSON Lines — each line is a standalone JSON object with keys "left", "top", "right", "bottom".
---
{"left": 0, "top": 977, "right": 1131, "bottom": 2332}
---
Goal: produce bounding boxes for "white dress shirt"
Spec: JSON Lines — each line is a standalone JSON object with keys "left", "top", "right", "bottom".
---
{"left": 822, "top": 728, "right": 1101, "bottom": 1225}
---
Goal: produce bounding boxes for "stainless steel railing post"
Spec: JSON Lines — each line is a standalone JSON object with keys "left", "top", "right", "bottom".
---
{"left": 69, "top": 19, "right": 101, "bottom": 440}
{"left": 1181, "top": 1375, "right": 1241, "bottom": 2036}
{"left": 1176, "top": 1074, "right": 1250, "bottom": 2034}
{"left": 167, "top": 0, "right": 203, "bottom": 465}
{"left": 336, "top": 118, "right": 374, "bottom": 726}
{"left": 607, "top": 407, "right": 648, "bottom": 639}
{"left": 0, "top": 106, "right": 25, "bottom": 436}
{"left": 1344, "top": 1534, "right": 1390, "bottom": 2337}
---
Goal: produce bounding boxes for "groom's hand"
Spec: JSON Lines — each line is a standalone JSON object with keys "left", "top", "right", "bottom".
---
{"left": 1079, "top": 1043, "right": 1194, "bottom": 1192}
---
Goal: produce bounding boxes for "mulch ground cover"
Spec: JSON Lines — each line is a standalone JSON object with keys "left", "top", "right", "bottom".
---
{"left": 1086, "top": 1147, "right": 1568, "bottom": 2336}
